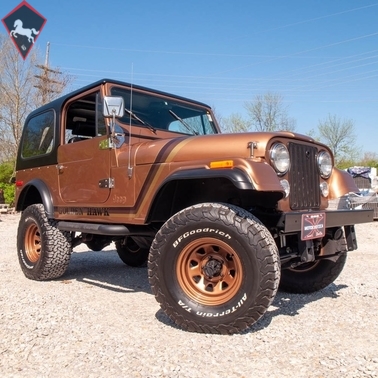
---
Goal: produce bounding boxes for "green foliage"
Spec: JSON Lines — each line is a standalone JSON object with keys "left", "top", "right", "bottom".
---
{"left": 359, "top": 152, "right": 378, "bottom": 170}
{"left": 0, "top": 161, "right": 15, "bottom": 205}
{"left": 0, "top": 183, "right": 15, "bottom": 206}
{"left": 0, "top": 161, "right": 14, "bottom": 181}
{"left": 336, "top": 159, "right": 358, "bottom": 170}
{"left": 337, "top": 152, "right": 378, "bottom": 171}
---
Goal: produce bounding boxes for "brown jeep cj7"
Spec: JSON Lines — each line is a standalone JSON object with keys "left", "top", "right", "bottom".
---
{"left": 15, "top": 79, "right": 373, "bottom": 334}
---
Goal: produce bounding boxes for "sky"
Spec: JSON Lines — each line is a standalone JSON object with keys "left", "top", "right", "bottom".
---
{"left": 1, "top": 0, "right": 378, "bottom": 155}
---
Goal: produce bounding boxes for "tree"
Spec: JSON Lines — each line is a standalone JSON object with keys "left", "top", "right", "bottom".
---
{"left": 359, "top": 151, "right": 378, "bottom": 169}
{"left": 0, "top": 161, "right": 15, "bottom": 205}
{"left": 244, "top": 92, "right": 296, "bottom": 132}
{"left": 0, "top": 33, "right": 73, "bottom": 163}
{"left": 315, "top": 114, "right": 359, "bottom": 165}
{"left": 0, "top": 35, "right": 35, "bottom": 162}
{"left": 210, "top": 105, "right": 224, "bottom": 131}
{"left": 220, "top": 113, "right": 250, "bottom": 133}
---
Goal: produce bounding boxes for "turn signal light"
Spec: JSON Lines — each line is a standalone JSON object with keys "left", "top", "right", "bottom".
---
{"left": 209, "top": 160, "right": 233, "bottom": 169}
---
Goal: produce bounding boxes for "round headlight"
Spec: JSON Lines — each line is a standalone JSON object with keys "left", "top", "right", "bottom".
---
{"left": 320, "top": 181, "right": 329, "bottom": 197}
{"left": 270, "top": 143, "right": 290, "bottom": 175}
{"left": 280, "top": 179, "right": 290, "bottom": 198}
{"left": 317, "top": 150, "right": 333, "bottom": 178}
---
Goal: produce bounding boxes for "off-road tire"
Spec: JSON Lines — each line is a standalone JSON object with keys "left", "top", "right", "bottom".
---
{"left": 148, "top": 203, "right": 280, "bottom": 334}
{"left": 116, "top": 238, "right": 149, "bottom": 267}
{"left": 17, "top": 204, "right": 72, "bottom": 280}
{"left": 280, "top": 253, "right": 347, "bottom": 294}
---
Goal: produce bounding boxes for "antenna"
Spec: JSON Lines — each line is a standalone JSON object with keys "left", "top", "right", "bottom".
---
{"left": 128, "top": 64, "right": 134, "bottom": 178}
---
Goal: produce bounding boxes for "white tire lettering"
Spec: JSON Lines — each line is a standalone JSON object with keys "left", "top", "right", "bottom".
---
{"left": 173, "top": 228, "right": 231, "bottom": 247}
{"left": 20, "top": 249, "right": 34, "bottom": 269}
{"left": 180, "top": 293, "right": 247, "bottom": 318}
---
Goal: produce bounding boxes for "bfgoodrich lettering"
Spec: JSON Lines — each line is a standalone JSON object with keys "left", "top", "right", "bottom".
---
{"left": 173, "top": 228, "right": 231, "bottom": 247}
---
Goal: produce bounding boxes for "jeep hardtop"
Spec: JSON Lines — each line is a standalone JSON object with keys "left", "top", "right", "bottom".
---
{"left": 15, "top": 78, "right": 373, "bottom": 334}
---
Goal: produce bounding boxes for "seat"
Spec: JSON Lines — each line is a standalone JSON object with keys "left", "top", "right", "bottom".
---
{"left": 68, "top": 121, "right": 96, "bottom": 143}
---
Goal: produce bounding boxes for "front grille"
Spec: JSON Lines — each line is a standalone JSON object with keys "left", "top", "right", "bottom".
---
{"left": 288, "top": 143, "right": 320, "bottom": 210}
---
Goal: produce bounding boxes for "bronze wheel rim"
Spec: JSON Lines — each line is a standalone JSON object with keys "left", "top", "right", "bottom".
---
{"left": 24, "top": 223, "right": 41, "bottom": 263}
{"left": 176, "top": 237, "right": 243, "bottom": 306}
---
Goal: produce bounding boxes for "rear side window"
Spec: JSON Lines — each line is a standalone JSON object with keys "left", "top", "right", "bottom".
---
{"left": 21, "top": 110, "right": 55, "bottom": 158}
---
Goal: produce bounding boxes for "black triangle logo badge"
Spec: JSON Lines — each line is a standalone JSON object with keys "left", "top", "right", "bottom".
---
{"left": 2, "top": 1, "right": 47, "bottom": 60}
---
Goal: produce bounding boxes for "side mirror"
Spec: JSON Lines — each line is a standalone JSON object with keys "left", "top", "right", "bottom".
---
{"left": 103, "top": 96, "right": 125, "bottom": 118}
{"left": 103, "top": 96, "right": 125, "bottom": 141}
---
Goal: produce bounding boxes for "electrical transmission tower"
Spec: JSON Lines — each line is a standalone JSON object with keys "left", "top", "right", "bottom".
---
{"left": 34, "top": 42, "right": 65, "bottom": 104}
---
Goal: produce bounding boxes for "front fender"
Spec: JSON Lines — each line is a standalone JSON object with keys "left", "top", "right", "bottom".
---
{"left": 246, "top": 161, "right": 285, "bottom": 192}
{"left": 328, "top": 168, "right": 359, "bottom": 199}
{"left": 164, "top": 161, "right": 285, "bottom": 194}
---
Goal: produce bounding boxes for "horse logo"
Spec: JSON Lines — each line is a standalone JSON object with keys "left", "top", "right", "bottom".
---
{"left": 10, "top": 19, "right": 39, "bottom": 44}
{"left": 2, "top": 1, "right": 47, "bottom": 59}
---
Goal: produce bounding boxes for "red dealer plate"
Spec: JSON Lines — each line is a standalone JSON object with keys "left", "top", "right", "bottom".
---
{"left": 301, "top": 212, "right": 326, "bottom": 241}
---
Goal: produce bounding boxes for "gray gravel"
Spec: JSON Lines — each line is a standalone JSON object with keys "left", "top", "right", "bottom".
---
{"left": 1, "top": 213, "right": 377, "bottom": 378}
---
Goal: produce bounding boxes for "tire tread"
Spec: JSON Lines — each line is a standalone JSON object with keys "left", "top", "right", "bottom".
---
{"left": 17, "top": 204, "right": 72, "bottom": 281}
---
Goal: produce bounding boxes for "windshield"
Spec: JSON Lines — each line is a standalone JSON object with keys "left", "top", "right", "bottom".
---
{"left": 110, "top": 86, "right": 218, "bottom": 136}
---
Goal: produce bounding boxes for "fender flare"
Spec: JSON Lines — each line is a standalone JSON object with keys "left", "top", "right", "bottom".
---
{"left": 17, "top": 179, "right": 54, "bottom": 218}
{"left": 164, "top": 168, "right": 255, "bottom": 190}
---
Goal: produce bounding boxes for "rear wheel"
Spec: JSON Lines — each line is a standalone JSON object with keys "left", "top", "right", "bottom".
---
{"left": 85, "top": 237, "right": 111, "bottom": 251}
{"left": 115, "top": 237, "right": 149, "bottom": 267}
{"left": 17, "top": 204, "right": 72, "bottom": 280}
{"left": 280, "top": 253, "right": 347, "bottom": 293}
{"left": 148, "top": 203, "right": 280, "bottom": 334}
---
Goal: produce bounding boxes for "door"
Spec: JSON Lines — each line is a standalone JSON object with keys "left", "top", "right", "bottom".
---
{"left": 57, "top": 90, "right": 111, "bottom": 204}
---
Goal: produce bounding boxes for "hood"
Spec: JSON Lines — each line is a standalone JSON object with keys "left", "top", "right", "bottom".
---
{"left": 132, "top": 131, "right": 316, "bottom": 166}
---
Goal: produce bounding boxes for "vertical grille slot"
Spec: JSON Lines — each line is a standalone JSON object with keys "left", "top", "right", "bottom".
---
{"left": 288, "top": 143, "right": 320, "bottom": 210}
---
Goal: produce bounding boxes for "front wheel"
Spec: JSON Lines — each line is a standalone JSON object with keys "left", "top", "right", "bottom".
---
{"left": 148, "top": 203, "right": 280, "bottom": 334}
{"left": 17, "top": 204, "right": 72, "bottom": 280}
{"left": 279, "top": 253, "right": 347, "bottom": 293}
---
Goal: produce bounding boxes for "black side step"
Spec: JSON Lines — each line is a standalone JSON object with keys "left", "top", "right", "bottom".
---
{"left": 58, "top": 221, "right": 155, "bottom": 237}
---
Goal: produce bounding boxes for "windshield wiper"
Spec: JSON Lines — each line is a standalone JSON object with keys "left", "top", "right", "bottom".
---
{"left": 169, "top": 110, "right": 198, "bottom": 135}
{"left": 125, "top": 108, "right": 156, "bottom": 133}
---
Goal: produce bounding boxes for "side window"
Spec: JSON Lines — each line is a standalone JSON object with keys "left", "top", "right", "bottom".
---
{"left": 21, "top": 110, "right": 54, "bottom": 158}
{"left": 65, "top": 92, "right": 107, "bottom": 144}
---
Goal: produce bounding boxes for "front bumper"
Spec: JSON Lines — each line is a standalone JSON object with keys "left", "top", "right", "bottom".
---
{"left": 278, "top": 209, "right": 373, "bottom": 233}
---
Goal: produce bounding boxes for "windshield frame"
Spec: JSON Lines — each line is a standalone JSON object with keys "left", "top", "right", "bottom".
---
{"left": 109, "top": 85, "right": 219, "bottom": 136}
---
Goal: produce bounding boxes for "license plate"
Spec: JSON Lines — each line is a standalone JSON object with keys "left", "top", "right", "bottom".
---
{"left": 301, "top": 212, "right": 326, "bottom": 241}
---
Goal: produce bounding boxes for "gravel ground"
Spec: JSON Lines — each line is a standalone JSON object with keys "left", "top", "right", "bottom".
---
{"left": 0, "top": 213, "right": 377, "bottom": 378}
